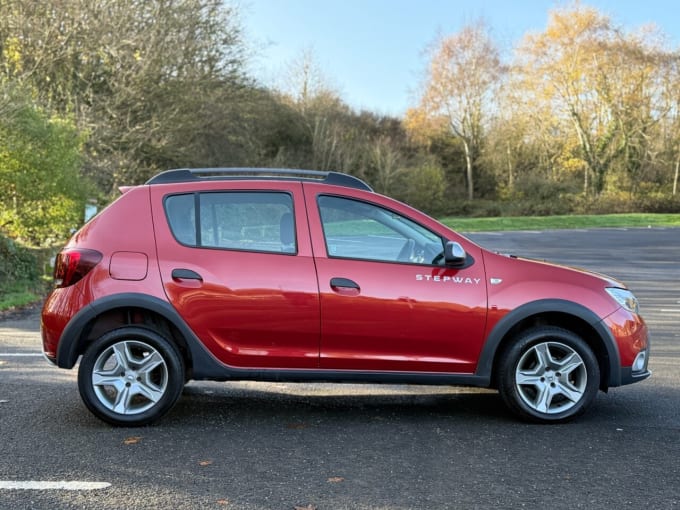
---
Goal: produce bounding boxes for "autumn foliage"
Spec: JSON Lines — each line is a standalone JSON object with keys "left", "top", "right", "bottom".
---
{"left": 0, "top": 0, "right": 679, "bottom": 253}
{"left": 410, "top": 3, "right": 680, "bottom": 213}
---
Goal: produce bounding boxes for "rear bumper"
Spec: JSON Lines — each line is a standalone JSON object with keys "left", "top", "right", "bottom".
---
{"left": 42, "top": 349, "right": 58, "bottom": 366}
{"left": 41, "top": 285, "right": 90, "bottom": 363}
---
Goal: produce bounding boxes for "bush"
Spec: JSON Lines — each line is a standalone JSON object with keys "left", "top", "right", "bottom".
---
{"left": 0, "top": 233, "right": 47, "bottom": 310}
{"left": 502, "top": 197, "right": 573, "bottom": 217}
{"left": 634, "top": 193, "right": 680, "bottom": 214}
{"left": 0, "top": 87, "right": 88, "bottom": 246}
{"left": 496, "top": 176, "right": 576, "bottom": 216}
{"left": 440, "top": 199, "right": 503, "bottom": 218}
{"left": 396, "top": 162, "right": 447, "bottom": 216}
{"left": 570, "top": 191, "right": 680, "bottom": 215}
{"left": 0, "top": 233, "right": 39, "bottom": 285}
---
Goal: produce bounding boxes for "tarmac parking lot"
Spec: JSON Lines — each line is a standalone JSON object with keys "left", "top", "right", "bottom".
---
{"left": 0, "top": 228, "right": 678, "bottom": 510}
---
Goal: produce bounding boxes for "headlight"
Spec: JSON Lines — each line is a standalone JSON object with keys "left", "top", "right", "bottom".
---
{"left": 606, "top": 287, "right": 640, "bottom": 314}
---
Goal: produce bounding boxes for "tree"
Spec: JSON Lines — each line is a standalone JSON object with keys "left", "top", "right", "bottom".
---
{"left": 277, "top": 48, "right": 338, "bottom": 113}
{"left": 275, "top": 49, "right": 357, "bottom": 172}
{"left": 369, "top": 136, "right": 404, "bottom": 195}
{"left": 400, "top": 159, "right": 447, "bottom": 215}
{"left": 659, "top": 49, "right": 680, "bottom": 196}
{"left": 0, "top": 0, "right": 250, "bottom": 192}
{"left": 413, "top": 21, "right": 502, "bottom": 200}
{"left": 514, "top": 3, "right": 673, "bottom": 197}
{"left": 0, "top": 86, "right": 86, "bottom": 245}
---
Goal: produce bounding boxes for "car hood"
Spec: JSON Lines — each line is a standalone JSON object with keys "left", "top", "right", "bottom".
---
{"left": 495, "top": 251, "right": 626, "bottom": 288}
{"left": 480, "top": 249, "right": 626, "bottom": 319}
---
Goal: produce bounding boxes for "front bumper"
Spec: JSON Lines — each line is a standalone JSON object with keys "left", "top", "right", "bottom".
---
{"left": 603, "top": 307, "right": 651, "bottom": 387}
{"left": 619, "top": 365, "right": 651, "bottom": 386}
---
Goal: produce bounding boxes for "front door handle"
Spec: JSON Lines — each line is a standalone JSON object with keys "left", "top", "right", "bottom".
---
{"left": 330, "top": 277, "right": 359, "bottom": 290}
{"left": 172, "top": 268, "right": 203, "bottom": 281}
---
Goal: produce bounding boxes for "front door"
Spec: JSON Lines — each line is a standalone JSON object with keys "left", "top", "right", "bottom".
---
{"left": 305, "top": 188, "right": 487, "bottom": 374}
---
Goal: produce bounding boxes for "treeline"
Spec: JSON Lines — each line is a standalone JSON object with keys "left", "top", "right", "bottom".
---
{"left": 1, "top": 1, "right": 679, "bottom": 247}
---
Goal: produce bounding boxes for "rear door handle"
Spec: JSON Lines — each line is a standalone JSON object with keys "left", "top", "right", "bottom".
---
{"left": 330, "top": 277, "right": 359, "bottom": 290}
{"left": 172, "top": 268, "right": 203, "bottom": 281}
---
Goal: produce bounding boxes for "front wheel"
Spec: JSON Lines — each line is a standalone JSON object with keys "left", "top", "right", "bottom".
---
{"left": 78, "top": 327, "right": 185, "bottom": 426}
{"left": 498, "top": 327, "right": 600, "bottom": 423}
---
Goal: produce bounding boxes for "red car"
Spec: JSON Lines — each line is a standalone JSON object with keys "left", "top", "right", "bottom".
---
{"left": 41, "top": 168, "right": 650, "bottom": 426}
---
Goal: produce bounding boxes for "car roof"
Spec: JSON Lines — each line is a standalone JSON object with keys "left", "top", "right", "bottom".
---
{"left": 145, "top": 168, "right": 373, "bottom": 192}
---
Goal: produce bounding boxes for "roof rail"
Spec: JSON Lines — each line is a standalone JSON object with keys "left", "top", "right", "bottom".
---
{"left": 145, "top": 167, "right": 373, "bottom": 192}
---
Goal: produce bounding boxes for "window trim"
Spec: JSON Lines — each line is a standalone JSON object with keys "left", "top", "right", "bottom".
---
{"left": 163, "top": 190, "right": 298, "bottom": 256}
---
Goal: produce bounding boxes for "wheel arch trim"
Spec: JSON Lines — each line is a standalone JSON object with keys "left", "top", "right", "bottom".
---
{"left": 475, "top": 299, "right": 622, "bottom": 387}
{"left": 56, "top": 293, "right": 201, "bottom": 369}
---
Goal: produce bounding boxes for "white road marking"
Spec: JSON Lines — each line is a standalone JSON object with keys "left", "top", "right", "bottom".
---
{"left": 659, "top": 309, "right": 680, "bottom": 313}
{"left": 0, "top": 353, "right": 42, "bottom": 357}
{"left": 0, "top": 481, "right": 111, "bottom": 490}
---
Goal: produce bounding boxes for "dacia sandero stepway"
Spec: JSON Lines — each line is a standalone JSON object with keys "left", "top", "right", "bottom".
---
{"left": 41, "top": 168, "right": 650, "bottom": 426}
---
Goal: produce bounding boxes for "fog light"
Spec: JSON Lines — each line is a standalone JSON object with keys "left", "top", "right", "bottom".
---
{"left": 632, "top": 351, "right": 647, "bottom": 372}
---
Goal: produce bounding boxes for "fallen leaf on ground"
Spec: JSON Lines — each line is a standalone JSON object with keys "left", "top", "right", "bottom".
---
{"left": 199, "top": 460, "right": 213, "bottom": 466}
{"left": 216, "top": 499, "right": 229, "bottom": 505}
{"left": 0, "top": 399, "right": 8, "bottom": 404}
{"left": 123, "top": 436, "right": 142, "bottom": 445}
{"left": 294, "top": 505, "right": 317, "bottom": 510}
{"left": 327, "top": 477, "right": 345, "bottom": 483}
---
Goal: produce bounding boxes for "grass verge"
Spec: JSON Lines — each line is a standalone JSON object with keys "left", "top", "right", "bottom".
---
{"left": 0, "top": 281, "right": 44, "bottom": 313}
{"left": 0, "top": 289, "right": 42, "bottom": 310}
{"left": 440, "top": 213, "right": 680, "bottom": 232}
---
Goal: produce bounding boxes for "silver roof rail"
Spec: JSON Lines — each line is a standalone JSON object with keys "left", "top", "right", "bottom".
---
{"left": 145, "top": 167, "right": 373, "bottom": 192}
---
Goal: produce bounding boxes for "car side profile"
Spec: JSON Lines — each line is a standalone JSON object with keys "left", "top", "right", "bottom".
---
{"left": 41, "top": 168, "right": 650, "bottom": 426}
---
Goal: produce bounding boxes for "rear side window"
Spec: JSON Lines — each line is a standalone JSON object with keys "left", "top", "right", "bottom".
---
{"left": 164, "top": 192, "right": 296, "bottom": 254}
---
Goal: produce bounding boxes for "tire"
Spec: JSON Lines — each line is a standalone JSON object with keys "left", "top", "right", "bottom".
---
{"left": 78, "top": 327, "right": 185, "bottom": 426}
{"left": 497, "top": 327, "right": 600, "bottom": 424}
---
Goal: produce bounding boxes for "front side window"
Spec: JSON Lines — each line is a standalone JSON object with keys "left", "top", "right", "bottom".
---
{"left": 318, "top": 195, "right": 444, "bottom": 264}
{"left": 165, "top": 192, "right": 296, "bottom": 254}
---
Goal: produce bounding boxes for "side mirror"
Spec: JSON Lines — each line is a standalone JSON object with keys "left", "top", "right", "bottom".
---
{"left": 444, "top": 241, "right": 467, "bottom": 266}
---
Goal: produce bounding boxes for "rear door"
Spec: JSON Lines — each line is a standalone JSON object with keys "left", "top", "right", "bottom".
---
{"left": 303, "top": 184, "right": 488, "bottom": 374}
{"left": 151, "top": 181, "right": 320, "bottom": 369}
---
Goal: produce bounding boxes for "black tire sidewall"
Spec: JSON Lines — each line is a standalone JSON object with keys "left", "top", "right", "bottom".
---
{"left": 78, "top": 326, "right": 185, "bottom": 426}
{"left": 498, "top": 327, "right": 600, "bottom": 423}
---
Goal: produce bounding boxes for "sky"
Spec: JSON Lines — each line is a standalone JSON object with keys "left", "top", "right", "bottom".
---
{"left": 242, "top": 0, "right": 680, "bottom": 117}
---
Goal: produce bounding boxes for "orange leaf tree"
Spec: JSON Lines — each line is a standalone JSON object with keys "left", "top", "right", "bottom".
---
{"left": 413, "top": 21, "right": 502, "bottom": 200}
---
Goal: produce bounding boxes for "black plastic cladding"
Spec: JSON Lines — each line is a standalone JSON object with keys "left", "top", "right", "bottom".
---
{"left": 145, "top": 168, "right": 373, "bottom": 192}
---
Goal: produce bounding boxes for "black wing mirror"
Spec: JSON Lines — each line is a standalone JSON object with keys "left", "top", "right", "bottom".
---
{"left": 444, "top": 241, "right": 467, "bottom": 266}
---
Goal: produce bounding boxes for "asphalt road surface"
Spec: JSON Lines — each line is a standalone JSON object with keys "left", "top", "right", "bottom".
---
{"left": 1, "top": 228, "right": 678, "bottom": 510}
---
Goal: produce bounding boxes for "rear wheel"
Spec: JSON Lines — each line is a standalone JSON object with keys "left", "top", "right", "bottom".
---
{"left": 498, "top": 327, "right": 600, "bottom": 423}
{"left": 78, "top": 327, "right": 185, "bottom": 426}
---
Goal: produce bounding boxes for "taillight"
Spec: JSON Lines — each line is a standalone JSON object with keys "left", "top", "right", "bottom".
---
{"left": 53, "top": 249, "right": 103, "bottom": 288}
